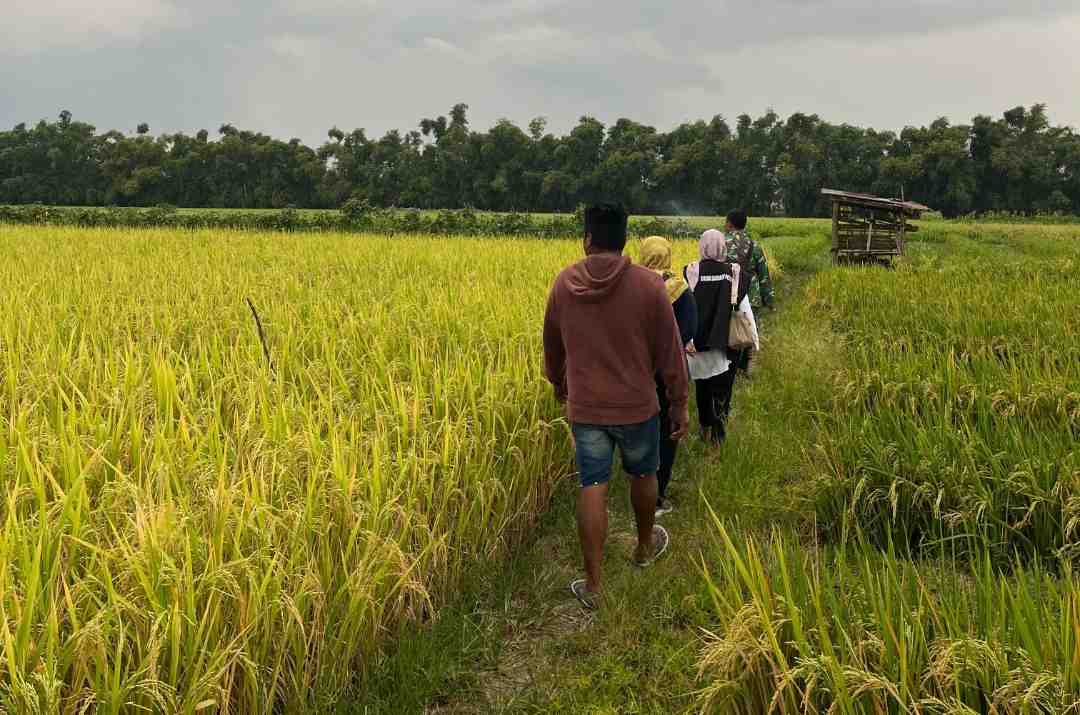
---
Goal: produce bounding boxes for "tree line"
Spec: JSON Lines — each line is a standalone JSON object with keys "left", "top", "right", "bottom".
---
{"left": 2, "top": 104, "right": 1078, "bottom": 218}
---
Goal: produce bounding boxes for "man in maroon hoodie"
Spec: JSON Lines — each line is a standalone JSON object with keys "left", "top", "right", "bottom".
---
{"left": 543, "top": 203, "right": 690, "bottom": 608}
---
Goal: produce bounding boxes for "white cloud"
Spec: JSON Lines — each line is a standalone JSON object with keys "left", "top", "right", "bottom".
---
{"left": 280, "top": 0, "right": 377, "bottom": 10}
{"left": 476, "top": 0, "right": 569, "bottom": 22}
{"left": 485, "top": 24, "right": 582, "bottom": 65}
{"left": 1, "top": 0, "right": 184, "bottom": 54}
{"left": 268, "top": 33, "right": 323, "bottom": 63}
{"left": 694, "top": 11, "right": 1080, "bottom": 131}
{"left": 421, "top": 37, "right": 473, "bottom": 62}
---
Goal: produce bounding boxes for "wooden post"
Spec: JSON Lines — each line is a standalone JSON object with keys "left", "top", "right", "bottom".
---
{"left": 831, "top": 198, "right": 840, "bottom": 264}
{"left": 894, "top": 210, "right": 902, "bottom": 258}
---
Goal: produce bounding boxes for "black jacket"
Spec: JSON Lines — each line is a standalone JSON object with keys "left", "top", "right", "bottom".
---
{"left": 656, "top": 288, "right": 698, "bottom": 394}
{"left": 686, "top": 260, "right": 749, "bottom": 352}
{"left": 672, "top": 290, "right": 697, "bottom": 348}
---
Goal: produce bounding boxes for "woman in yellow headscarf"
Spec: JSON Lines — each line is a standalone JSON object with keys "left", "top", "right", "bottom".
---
{"left": 640, "top": 235, "right": 689, "bottom": 304}
{"left": 638, "top": 236, "right": 697, "bottom": 517}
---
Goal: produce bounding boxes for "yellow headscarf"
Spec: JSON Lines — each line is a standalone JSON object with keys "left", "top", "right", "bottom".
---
{"left": 639, "top": 236, "right": 688, "bottom": 304}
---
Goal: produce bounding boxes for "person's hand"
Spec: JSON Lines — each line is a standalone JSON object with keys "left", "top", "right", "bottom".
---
{"left": 670, "top": 407, "right": 690, "bottom": 441}
{"left": 685, "top": 340, "right": 697, "bottom": 355}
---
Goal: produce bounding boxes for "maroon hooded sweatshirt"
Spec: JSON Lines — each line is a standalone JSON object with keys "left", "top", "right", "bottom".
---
{"left": 543, "top": 252, "right": 689, "bottom": 426}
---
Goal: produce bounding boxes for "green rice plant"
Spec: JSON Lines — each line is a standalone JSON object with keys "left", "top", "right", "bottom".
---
{"left": 806, "top": 227, "right": 1080, "bottom": 560}
{"left": 695, "top": 516, "right": 1080, "bottom": 714}
{"left": 0, "top": 226, "right": 578, "bottom": 712}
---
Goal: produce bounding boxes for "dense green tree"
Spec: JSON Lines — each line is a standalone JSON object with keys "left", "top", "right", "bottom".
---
{"left": 0, "top": 111, "right": 103, "bottom": 204}
{"left": 655, "top": 117, "right": 720, "bottom": 214}
{"left": 2, "top": 104, "right": 1079, "bottom": 217}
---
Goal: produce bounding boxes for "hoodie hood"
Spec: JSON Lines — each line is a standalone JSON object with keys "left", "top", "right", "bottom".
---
{"left": 566, "top": 253, "right": 632, "bottom": 302}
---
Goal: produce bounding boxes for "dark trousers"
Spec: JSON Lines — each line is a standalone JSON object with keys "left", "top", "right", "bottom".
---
{"left": 695, "top": 350, "right": 742, "bottom": 443}
{"left": 735, "top": 347, "right": 752, "bottom": 374}
{"left": 656, "top": 380, "right": 678, "bottom": 504}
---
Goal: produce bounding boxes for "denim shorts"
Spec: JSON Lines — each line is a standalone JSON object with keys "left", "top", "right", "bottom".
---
{"left": 572, "top": 416, "right": 661, "bottom": 488}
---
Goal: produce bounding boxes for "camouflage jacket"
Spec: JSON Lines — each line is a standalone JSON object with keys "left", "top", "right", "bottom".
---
{"left": 725, "top": 229, "right": 775, "bottom": 308}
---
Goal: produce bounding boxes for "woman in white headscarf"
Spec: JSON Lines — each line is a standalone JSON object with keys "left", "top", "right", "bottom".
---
{"left": 684, "top": 228, "right": 727, "bottom": 292}
{"left": 683, "top": 229, "right": 754, "bottom": 446}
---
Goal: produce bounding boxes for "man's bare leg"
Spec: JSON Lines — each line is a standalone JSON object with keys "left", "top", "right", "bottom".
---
{"left": 577, "top": 483, "right": 609, "bottom": 594}
{"left": 630, "top": 474, "right": 658, "bottom": 562}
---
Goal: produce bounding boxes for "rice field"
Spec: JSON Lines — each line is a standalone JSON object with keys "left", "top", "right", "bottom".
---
{"left": 697, "top": 523, "right": 1080, "bottom": 713}
{"left": 695, "top": 222, "right": 1080, "bottom": 714}
{"left": 810, "top": 225, "right": 1080, "bottom": 560}
{"left": 0, "top": 227, "right": 578, "bottom": 712}
{"left": 1, "top": 220, "right": 1078, "bottom": 713}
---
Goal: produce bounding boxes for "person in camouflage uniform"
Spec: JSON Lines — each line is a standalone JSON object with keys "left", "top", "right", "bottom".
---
{"left": 724, "top": 210, "right": 774, "bottom": 310}
{"left": 724, "top": 209, "right": 773, "bottom": 376}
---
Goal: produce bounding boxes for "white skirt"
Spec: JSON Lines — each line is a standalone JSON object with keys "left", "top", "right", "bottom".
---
{"left": 686, "top": 296, "right": 759, "bottom": 380}
{"left": 687, "top": 350, "right": 730, "bottom": 380}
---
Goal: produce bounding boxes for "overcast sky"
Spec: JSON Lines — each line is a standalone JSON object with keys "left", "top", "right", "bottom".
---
{"left": 3, "top": 0, "right": 1079, "bottom": 146}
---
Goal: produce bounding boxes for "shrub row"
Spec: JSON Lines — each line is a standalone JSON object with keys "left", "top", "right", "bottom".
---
{"left": 951, "top": 210, "right": 1080, "bottom": 225}
{"left": 0, "top": 202, "right": 703, "bottom": 239}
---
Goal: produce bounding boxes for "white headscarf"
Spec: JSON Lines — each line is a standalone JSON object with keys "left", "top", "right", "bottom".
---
{"left": 685, "top": 229, "right": 727, "bottom": 291}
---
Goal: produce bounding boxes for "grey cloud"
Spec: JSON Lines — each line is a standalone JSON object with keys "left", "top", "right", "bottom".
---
{"left": 493, "top": 0, "right": 1079, "bottom": 48}
{"left": 2, "top": 0, "right": 1079, "bottom": 147}
{"left": 1, "top": 0, "right": 186, "bottom": 54}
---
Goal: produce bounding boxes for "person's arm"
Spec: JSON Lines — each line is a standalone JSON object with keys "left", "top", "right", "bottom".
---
{"left": 542, "top": 285, "right": 567, "bottom": 403}
{"left": 653, "top": 287, "right": 690, "bottom": 438}
{"left": 751, "top": 242, "right": 775, "bottom": 308}
{"left": 672, "top": 290, "right": 697, "bottom": 348}
{"left": 680, "top": 266, "right": 699, "bottom": 353}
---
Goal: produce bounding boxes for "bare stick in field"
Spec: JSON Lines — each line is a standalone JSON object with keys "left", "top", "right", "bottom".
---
{"left": 245, "top": 297, "right": 274, "bottom": 371}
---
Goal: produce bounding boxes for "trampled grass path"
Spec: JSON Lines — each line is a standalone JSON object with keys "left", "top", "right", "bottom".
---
{"left": 362, "top": 269, "right": 829, "bottom": 713}
{"left": 433, "top": 318, "right": 819, "bottom": 712}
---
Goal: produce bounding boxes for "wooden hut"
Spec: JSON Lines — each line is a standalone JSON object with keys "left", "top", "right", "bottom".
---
{"left": 821, "top": 189, "right": 931, "bottom": 264}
